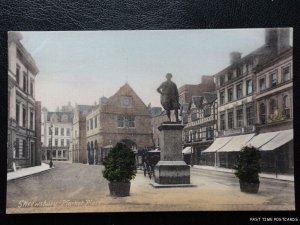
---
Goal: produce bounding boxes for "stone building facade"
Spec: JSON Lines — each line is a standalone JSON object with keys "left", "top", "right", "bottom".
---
{"left": 7, "top": 31, "right": 41, "bottom": 171}
{"left": 41, "top": 109, "right": 73, "bottom": 161}
{"left": 72, "top": 105, "right": 93, "bottom": 164}
{"left": 182, "top": 93, "right": 217, "bottom": 165}
{"left": 85, "top": 83, "right": 153, "bottom": 164}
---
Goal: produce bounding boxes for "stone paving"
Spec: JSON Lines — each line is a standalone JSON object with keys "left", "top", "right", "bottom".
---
{"left": 6, "top": 162, "right": 295, "bottom": 213}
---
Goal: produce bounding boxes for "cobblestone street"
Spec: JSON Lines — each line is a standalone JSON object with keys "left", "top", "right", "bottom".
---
{"left": 6, "top": 162, "right": 295, "bottom": 213}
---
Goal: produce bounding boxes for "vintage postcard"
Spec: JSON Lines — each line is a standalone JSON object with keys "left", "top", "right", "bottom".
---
{"left": 6, "top": 28, "right": 295, "bottom": 214}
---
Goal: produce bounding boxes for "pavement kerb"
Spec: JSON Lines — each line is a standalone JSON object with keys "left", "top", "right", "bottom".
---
{"left": 192, "top": 165, "right": 294, "bottom": 182}
{"left": 7, "top": 165, "right": 54, "bottom": 182}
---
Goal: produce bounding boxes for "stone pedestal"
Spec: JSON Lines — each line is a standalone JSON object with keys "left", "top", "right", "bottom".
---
{"left": 152, "top": 123, "right": 193, "bottom": 187}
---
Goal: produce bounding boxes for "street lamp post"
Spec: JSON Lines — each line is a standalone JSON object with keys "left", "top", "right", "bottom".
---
{"left": 49, "top": 124, "right": 53, "bottom": 168}
{"left": 190, "top": 132, "right": 194, "bottom": 167}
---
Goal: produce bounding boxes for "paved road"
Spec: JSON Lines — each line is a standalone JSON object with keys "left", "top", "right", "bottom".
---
{"left": 6, "top": 161, "right": 295, "bottom": 213}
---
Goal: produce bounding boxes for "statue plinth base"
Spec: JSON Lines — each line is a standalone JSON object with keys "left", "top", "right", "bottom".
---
{"left": 152, "top": 123, "right": 194, "bottom": 187}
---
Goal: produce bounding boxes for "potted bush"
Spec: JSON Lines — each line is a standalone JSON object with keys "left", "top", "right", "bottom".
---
{"left": 102, "top": 142, "right": 137, "bottom": 197}
{"left": 234, "top": 146, "right": 261, "bottom": 193}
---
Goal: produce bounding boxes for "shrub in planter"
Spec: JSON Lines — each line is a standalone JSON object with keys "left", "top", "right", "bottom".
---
{"left": 234, "top": 146, "right": 261, "bottom": 193}
{"left": 102, "top": 142, "right": 137, "bottom": 197}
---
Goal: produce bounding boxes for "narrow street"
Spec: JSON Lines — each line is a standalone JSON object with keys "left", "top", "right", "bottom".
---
{"left": 6, "top": 161, "right": 295, "bottom": 213}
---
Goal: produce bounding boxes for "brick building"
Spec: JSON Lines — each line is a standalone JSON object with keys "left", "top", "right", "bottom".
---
{"left": 252, "top": 47, "right": 293, "bottom": 174}
{"left": 203, "top": 28, "right": 293, "bottom": 173}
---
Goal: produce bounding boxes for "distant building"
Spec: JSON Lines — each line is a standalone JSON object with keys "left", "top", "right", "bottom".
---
{"left": 7, "top": 31, "right": 41, "bottom": 171}
{"left": 72, "top": 104, "right": 93, "bottom": 164}
{"left": 41, "top": 108, "right": 73, "bottom": 161}
{"left": 178, "top": 75, "right": 215, "bottom": 123}
{"left": 182, "top": 93, "right": 217, "bottom": 165}
{"left": 85, "top": 83, "right": 153, "bottom": 165}
{"left": 179, "top": 75, "right": 215, "bottom": 104}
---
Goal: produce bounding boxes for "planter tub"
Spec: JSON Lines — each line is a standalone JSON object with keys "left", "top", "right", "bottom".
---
{"left": 239, "top": 180, "right": 259, "bottom": 193}
{"left": 109, "top": 182, "right": 131, "bottom": 197}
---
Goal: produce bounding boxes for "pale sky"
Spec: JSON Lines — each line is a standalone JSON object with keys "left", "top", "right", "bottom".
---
{"left": 19, "top": 29, "right": 292, "bottom": 111}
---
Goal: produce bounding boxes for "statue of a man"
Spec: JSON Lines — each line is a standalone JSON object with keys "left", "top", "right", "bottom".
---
{"left": 157, "top": 73, "right": 180, "bottom": 122}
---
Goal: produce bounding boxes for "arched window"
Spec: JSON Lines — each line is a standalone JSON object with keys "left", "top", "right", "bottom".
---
{"left": 259, "top": 103, "right": 266, "bottom": 124}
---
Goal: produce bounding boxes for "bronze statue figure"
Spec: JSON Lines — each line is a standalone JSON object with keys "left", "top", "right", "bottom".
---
{"left": 157, "top": 73, "right": 180, "bottom": 122}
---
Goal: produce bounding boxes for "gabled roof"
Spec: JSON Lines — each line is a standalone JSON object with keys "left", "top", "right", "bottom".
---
{"left": 191, "top": 92, "right": 217, "bottom": 109}
{"left": 101, "top": 83, "right": 149, "bottom": 115}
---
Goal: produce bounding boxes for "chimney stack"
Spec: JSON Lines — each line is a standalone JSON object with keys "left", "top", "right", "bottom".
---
{"left": 265, "top": 28, "right": 290, "bottom": 54}
{"left": 230, "top": 52, "right": 242, "bottom": 64}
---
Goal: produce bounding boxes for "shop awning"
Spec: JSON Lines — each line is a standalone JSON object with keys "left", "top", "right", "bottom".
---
{"left": 182, "top": 147, "right": 191, "bottom": 154}
{"left": 217, "top": 133, "right": 255, "bottom": 152}
{"left": 260, "top": 129, "right": 293, "bottom": 151}
{"left": 202, "top": 136, "right": 233, "bottom": 153}
{"left": 246, "top": 131, "right": 280, "bottom": 149}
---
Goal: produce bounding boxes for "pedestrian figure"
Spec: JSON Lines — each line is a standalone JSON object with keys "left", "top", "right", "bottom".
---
{"left": 143, "top": 161, "right": 148, "bottom": 177}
